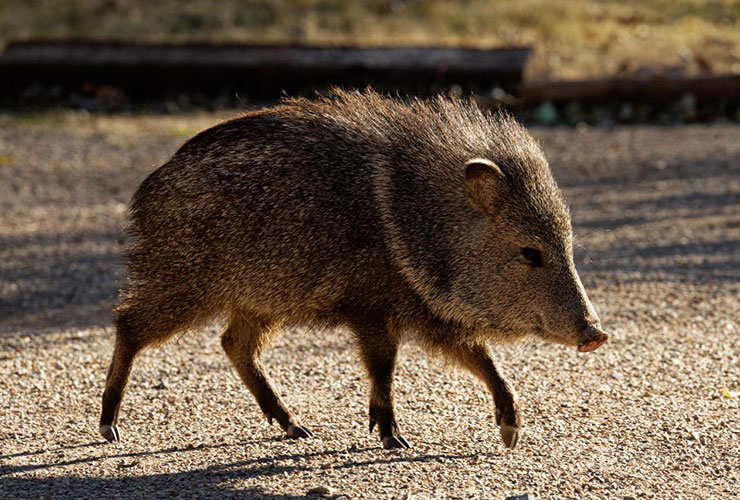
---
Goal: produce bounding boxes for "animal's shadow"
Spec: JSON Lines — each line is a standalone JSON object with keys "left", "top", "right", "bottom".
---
{"left": 0, "top": 439, "right": 478, "bottom": 499}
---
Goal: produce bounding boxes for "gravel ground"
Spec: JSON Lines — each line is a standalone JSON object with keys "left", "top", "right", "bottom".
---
{"left": 0, "top": 114, "right": 738, "bottom": 499}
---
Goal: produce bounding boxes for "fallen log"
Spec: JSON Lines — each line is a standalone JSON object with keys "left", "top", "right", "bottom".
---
{"left": 524, "top": 75, "right": 740, "bottom": 104}
{"left": 0, "top": 40, "right": 531, "bottom": 100}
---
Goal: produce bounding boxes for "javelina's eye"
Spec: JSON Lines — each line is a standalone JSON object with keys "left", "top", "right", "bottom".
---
{"left": 521, "top": 247, "right": 543, "bottom": 267}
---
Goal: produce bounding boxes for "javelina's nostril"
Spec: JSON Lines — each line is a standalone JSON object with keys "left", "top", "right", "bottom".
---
{"left": 577, "top": 324, "right": 609, "bottom": 353}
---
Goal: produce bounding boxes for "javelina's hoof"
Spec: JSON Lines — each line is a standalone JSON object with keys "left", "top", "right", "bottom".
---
{"left": 287, "top": 424, "right": 314, "bottom": 439}
{"left": 382, "top": 435, "right": 410, "bottom": 449}
{"left": 499, "top": 424, "right": 519, "bottom": 449}
{"left": 100, "top": 425, "right": 121, "bottom": 443}
{"left": 495, "top": 407, "right": 521, "bottom": 449}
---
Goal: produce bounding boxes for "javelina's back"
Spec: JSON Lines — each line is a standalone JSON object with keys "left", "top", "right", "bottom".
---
{"left": 100, "top": 90, "right": 608, "bottom": 449}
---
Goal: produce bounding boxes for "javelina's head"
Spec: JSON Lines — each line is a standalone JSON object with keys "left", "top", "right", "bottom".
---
{"left": 370, "top": 94, "right": 608, "bottom": 351}
{"left": 459, "top": 155, "right": 608, "bottom": 352}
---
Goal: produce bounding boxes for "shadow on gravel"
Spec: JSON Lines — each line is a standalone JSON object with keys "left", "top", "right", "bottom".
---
{"left": 575, "top": 239, "right": 740, "bottom": 285}
{"left": 564, "top": 164, "right": 740, "bottom": 285}
{"left": 0, "top": 229, "right": 123, "bottom": 337}
{"left": 0, "top": 441, "right": 476, "bottom": 499}
{"left": 573, "top": 188, "right": 739, "bottom": 231}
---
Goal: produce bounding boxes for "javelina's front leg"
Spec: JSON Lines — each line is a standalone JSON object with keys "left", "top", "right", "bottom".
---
{"left": 449, "top": 343, "right": 521, "bottom": 449}
{"left": 351, "top": 323, "right": 410, "bottom": 450}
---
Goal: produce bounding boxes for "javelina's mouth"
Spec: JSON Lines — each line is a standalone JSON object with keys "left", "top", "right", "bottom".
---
{"left": 577, "top": 324, "right": 609, "bottom": 352}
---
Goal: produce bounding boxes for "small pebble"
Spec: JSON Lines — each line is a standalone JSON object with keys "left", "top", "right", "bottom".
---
{"left": 117, "top": 460, "right": 140, "bottom": 469}
{"left": 307, "top": 485, "right": 335, "bottom": 496}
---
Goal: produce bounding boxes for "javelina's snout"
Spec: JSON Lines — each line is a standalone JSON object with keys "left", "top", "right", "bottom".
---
{"left": 577, "top": 323, "right": 609, "bottom": 352}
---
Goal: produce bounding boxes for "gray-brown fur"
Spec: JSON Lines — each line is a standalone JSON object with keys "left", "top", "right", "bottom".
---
{"left": 100, "top": 89, "right": 608, "bottom": 449}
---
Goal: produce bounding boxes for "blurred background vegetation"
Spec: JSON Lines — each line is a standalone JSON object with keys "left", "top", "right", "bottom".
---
{"left": 1, "top": 0, "right": 739, "bottom": 80}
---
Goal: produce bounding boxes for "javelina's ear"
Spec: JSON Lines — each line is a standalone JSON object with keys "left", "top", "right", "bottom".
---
{"left": 464, "top": 158, "right": 507, "bottom": 214}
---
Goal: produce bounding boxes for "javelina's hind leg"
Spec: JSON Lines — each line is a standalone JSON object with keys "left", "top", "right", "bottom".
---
{"left": 100, "top": 291, "right": 206, "bottom": 443}
{"left": 100, "top": 335, "right": 142, "bottom": 443}
{"left": 100, "top": 305, "right": 169, "bottom": 443}
{"left": 351, "top": 323, "right": 409, "bottom": 450}
{"left": 449, "top": 343, "right": 520, "bottom": 449}
{"left": 221, "top": 311, "right": 313, "bottom": 439}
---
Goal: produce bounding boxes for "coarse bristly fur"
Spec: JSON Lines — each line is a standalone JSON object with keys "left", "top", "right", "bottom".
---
{"left": 99, "top": 88, "right": 608, "bottom": 450}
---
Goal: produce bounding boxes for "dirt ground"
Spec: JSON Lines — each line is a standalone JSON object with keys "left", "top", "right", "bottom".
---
{"left": 0, "top": 113, "right": 738, "bottom": 499}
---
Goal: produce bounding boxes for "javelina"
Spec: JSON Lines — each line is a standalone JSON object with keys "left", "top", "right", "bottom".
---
{"left": 100, "top": 89, "right": 608, "bottom": 450}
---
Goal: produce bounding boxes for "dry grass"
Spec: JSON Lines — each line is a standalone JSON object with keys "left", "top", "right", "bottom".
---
{"left": 1, "top": 0, "right": 739, "bottom": 79}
